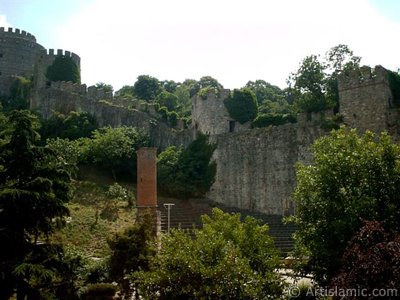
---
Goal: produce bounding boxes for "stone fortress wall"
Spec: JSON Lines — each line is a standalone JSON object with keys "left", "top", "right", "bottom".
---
{"left": 0, "top": 27, "right": 79, "bottom": 98}
{"left": 192, "top": 65, "right": 395, "bottom": 215}
{"left": 1, "top": 27, "right": 396, "bottom": 215}
{"left": 338, "top": 65, "right": 393, "bottom": 134}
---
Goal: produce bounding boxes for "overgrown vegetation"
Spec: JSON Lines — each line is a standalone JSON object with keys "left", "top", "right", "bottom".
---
{"left": 224, "top": 88, "right": 258, "bottom": 124}
{"left": 134, "top": 208, "right": 284, "bottom": 299}
{"left": 46, "top": 55, "right": 81, "bottom": 84}
{"left": 388, "top": 69, "right": 400, "bottom": 107}
{"left": 291, "top": 127, "right": 400, "bottom": 285}
{"left": 1, "top": 76, "right": 31, "bottom": 111}
{"left": 157, "top": 134, "right": 216, "bottom": 198}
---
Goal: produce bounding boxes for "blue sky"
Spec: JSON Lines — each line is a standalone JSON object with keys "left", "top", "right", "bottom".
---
{"left": 1, "top": 0, "right": 399, "bottom": 90}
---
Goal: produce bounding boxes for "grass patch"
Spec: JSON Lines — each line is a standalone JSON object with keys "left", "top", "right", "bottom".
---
{"left": 52, "top": 180, "right": 136, "bottom": 258}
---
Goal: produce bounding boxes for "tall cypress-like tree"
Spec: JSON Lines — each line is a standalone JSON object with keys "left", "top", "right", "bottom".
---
{"left": 0, "top": 110, "right": 71, "bottom": 299}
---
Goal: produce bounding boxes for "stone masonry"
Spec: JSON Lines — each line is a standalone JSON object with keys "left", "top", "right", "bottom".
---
{"left": 2, "top": 26, "right": 397, "bottom": 216}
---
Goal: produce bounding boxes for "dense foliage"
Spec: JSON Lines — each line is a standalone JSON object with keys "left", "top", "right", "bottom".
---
{"left": 135, "top": 208, "right": 283, "bottom": 299}
{"left": 288, "top": 44, "right": 360, "bottom": 113}
{"left": 133, "top": 75, "right": 162, "bottom": 101}
{"left": 108, "top": 212, "right": 156, "bottom": 297}
{"left": 291, "top": 127, "right": 400, "bottom": 285}
{"left": 0, "top": 110, "right": 72, "bottom": 298}
{"left": 40, "top": 111, "right": 98, "bottom": 141}
{"left": 46, "top": 56, "right": 81, "bottom": 84}
{"left": 224, "top": 88, "right": 258, "bottom": 124}
{"left": 157, "top": 134, "right": 216, "bottom": 198}
{"left": 85, "top": 126, "right": 150, "bottom": 180}
{"left": 1, "top": 76, "right": 31, "bottom": 111}
{"left": 331, "top": 220, "right": 400, "bottom": 298}
{"left": 388, "top": 69, "right": 400, "bottom": 107}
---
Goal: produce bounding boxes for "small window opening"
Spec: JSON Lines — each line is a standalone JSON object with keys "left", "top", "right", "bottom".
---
{"left": 229, "top": 120, "right": 236, "bottom": 133}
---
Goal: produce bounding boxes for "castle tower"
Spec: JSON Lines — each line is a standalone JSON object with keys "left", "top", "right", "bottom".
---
{"left": 338, "top": 65, "right": 393, "bottom": 133}
{"left": 0, "top": 27, "right": 45, "bottom": 96}
{"left": 191, "top": 89, "right": 251, "bottom": 136}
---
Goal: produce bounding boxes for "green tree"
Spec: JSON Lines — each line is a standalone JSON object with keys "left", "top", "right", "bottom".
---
{"left": 108, "top": 212, "right": 156, "bottom": 296}
{"left": 160, "top": 80, "right": 179, "bottom": 93}
{"left": 224, "top": 88, "right": 258, "bottom": 124}
{"left": 155, "top": 91, "right": 178, "bottom": 111}
{"left": 115, "top": 85, "right": 135, "bottom": 98}
{"left": 0, "top": 110, "right": 72, "bottom": 298}
{"left": 46, "top": 56, "right": 80, "bottom": 84}
{"left": 288, "top": 45, "right": 361, "bottom": 113}
{"left": 157, "top": 134, "right": 216, "bottom": 198}
{"left": 135, "top": 208, "right": 283, "bottom": 299}
{"left": 95, "top": 82, "right": 114, "bottom": 94}
{"left": 245, "top": 79, "right": 285, "bottom": 104}
{"left": 133, "top": 75, "right": 162, "bottom": 101}
{"left": 198, "top": 75, "right": 223, "bottom": 89}
{"left": 324, "top": 44, "right": 361, "bottom": 110}
{"left": 86, "top": 126, "right": 150, "bottom": 180}
{"left": 40, "top": 111, "right": 98, "bottom": 141}
{"left": 291, "top": 127, "right": 400, "bottom": 285}
{"left": 1, "top": 76, "right": 32, "bottom": 111}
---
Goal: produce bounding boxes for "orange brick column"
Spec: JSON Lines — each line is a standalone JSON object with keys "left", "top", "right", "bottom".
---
{"left": 136, "top": 148, "right": 160, "bottom": 233}
{"left": 137, "top": 147, "right": 157, "bottom": 208}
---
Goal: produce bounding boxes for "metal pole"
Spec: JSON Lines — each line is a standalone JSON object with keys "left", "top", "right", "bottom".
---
{"left": 163, "top": 203, "right": 175, "bottom": 233}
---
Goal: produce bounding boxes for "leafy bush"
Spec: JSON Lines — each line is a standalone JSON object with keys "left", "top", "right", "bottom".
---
{"left": 40, "top": 111, "right": 98, "bottom": 141}
{"left": 331, "top": 220, "right": 400, "bottom": 298}
{"left": 224, "top": 88, "right": 258, "bottom": 124}
{"left": 157, "top": 134, "right": 216, "bottom": 198}
{"left": 108, "top": 212, "right": 156, "bottom": 296}
{"left": 0, "top": 76, "right": 32, "bottom": 111}
{"left": 291, "top": 127, "right": 400, "bottom": 285}
{"left": 252, "top": 113, "right": 296, "bottom": 128}
{"left": 46, "top": 56, "right": 80, "bottom": 84}
{"left": 85, "top": 126, "right": 150, "bottom": 180}
{"left": 135, "top": 208, "right": 283, "bottom": 299}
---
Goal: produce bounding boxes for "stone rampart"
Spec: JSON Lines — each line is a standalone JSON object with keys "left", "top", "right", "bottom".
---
{"left": 0, "top": 27, "right": 45, "bottom": 96}
{"left": 338, "top": 65, "right": 393, "bottom": 133}
{"left": 207, "top": 121, "right": 323, "bottom": 215}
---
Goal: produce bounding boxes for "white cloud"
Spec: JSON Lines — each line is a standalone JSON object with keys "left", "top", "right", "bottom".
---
{"left": 57, "top": 0, "right": 400, "bottom": 90}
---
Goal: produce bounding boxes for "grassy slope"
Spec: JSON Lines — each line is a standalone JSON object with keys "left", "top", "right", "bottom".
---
{"left": 53, "top": 173, "right": 137, "bottom": 258}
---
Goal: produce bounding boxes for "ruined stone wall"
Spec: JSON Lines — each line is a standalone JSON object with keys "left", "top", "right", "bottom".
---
{"left": 207, "top": 121, "right": 323, "bottom": 215}
{"left": 0, "top": 27, "right": 45, "bottom": 96}
{"left": 192, "top": 89, "right": 251, "bottom": 136}
{"left": 338, "top": 65, "right": 393, "bottom": 134}
{"left": 34, "top": 84, "right": 193, "bottom": 150}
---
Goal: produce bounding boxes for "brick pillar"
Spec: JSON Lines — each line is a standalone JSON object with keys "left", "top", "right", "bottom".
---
{"left": 136, "top": 147, "right": 160, "bottom": 233}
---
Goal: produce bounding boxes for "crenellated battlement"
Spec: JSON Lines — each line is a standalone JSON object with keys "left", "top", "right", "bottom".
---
{"left": 0, "top": 27, "right": 36, "bottom": 42}
{"left": 48, "top": 81, "right": 113, "bottom": 101}
{"left": 42, "top": 48, "right": 81, "bottom": 65}
{"left": 338, "top": 65, "right": 388, "bottom": 91}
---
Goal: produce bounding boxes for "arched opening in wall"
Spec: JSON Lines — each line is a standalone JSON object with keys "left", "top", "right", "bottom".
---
{"left": 194, "top": 122, "right": 199, "bottom": 130}
{"left": 353, "top": 113, "right": 357, "bottom": 119}
{"left": 0, "top": 53, "right": 3, "bottom": 58}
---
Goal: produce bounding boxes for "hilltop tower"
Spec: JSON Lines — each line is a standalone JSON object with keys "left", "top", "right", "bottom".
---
{"left": 0, "top": 27, "right": 80, "bottom": 103}
{"left": 191, "top": 89, "right": 251, "bottom": 136}
{"left": 0, "top": 27, "right": 45, "bottom": 96}
{"left": 338, "top": 65, "right": 393, "bottom": 133}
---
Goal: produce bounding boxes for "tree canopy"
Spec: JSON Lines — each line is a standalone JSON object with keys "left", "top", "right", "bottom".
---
{"left": 0, "top": 110, "right": 72, "bottom": 298}
{"left": 133, "top": 75, "right": 162, "bottom": 101}
{"left": 46, "top": 56, "right": 80, "bottom": 84}
{"left": 291, "top": 127, "right": 400, "bottom": 285}
{"left": 135, "top": 208, "right": 283, "bottom": 299}
{"left": 224, "top": 88, "right": 258, "bottom": 124}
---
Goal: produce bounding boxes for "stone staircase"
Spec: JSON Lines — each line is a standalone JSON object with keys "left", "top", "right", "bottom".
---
{"left": 158, "top": 197, "right": 296, "bottom": 256}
